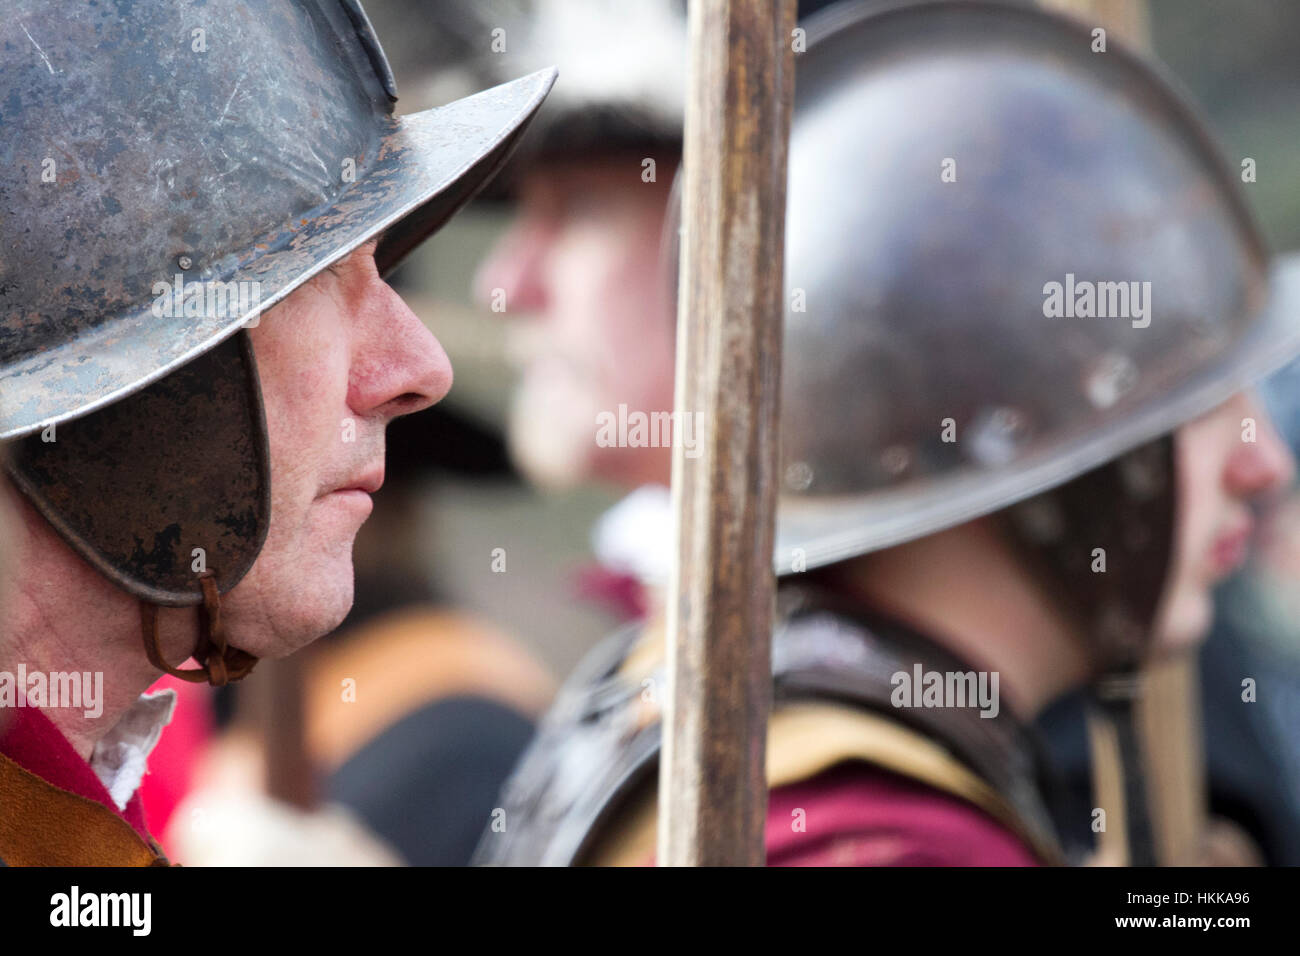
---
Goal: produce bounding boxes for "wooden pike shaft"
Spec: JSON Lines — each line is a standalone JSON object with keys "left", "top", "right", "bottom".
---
{"left": 256, "top": 653, "right": 317, "bottom": 810}
{"left": 1039, "top": 0, "right": 1150, "bottom": 43}
{"left": 658, "top": 0, "right": 797, "bottom": 866}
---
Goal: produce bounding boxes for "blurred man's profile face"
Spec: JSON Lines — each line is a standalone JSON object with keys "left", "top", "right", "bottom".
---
{"left": 1157, "top": 390, "right": 1295, "bottom": 653}
{"left": 475, "top": 156, "right": 679, "bottom": 490}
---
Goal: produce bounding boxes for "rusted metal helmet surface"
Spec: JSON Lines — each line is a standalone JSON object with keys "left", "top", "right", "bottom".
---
{"left": 0, "top": 0, "right": 554, "bottom": 606}
{"left": 774, "top": 0, "right": 1300, "bottom": 574}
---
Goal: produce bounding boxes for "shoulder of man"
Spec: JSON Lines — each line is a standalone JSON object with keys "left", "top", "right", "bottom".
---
{"left": 0, "top": 751, "right": 166, "bottom": 866}
{"left": 767, "top": 764, "right": 1043, "bottom": 866}
{"left": 584, "top": 740, "right": 1045, "bottom": 868}
{"left": 0, "top": 703, "right": 167, "bottom": 866}
{"left": 473, "top": 590, "right": 1063, "bottom": 866}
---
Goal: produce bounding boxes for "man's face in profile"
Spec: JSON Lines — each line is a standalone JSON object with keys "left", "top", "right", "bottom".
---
{"left": 475, "top": 156, "right": 680, "bottom": 490}
{"left": 222, "top": 241, "right": 453, "bottom": 659}
{"left": 1157, "top": 390, "right": 1295, "bottom": 653}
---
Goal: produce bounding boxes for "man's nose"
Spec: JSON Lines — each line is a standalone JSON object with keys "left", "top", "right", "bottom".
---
{"left": 1228, "top": 393, "right": 1296, "bottom": 499}
{"left": 348, "top": 275, "right": 453, "bottom": 420}
{"left": 472, "top": 220, "right": 548, "bottom": 317}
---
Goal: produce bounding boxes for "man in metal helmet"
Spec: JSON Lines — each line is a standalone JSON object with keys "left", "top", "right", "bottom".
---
{"left": 474, "top": 0, "right": 1300, "bottom": 866}
{"left": 0, "top": 0, "right": 554, "bottom": 865}
{"left": 470, "top": 0, "right": 841, "bottom": 618}
{"left": 469, "top": 0, "right": 687, "bottom": 499}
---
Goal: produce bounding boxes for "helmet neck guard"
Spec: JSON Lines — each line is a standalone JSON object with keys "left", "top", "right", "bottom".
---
{"left": 5, "top": 333, "right": 270, "bottom": 685}
{"left": 1002, "top": 435, "right": 1177, "bottom": 677}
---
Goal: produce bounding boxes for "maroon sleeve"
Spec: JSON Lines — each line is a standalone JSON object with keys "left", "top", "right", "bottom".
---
{"left": 763, "top": 762, "right": 1043, "bottom": 866}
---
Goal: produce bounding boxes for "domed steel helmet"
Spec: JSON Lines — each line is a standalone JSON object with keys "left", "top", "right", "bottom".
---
{"left": 773, "top": 0, "right": 1300, "bottom": 577}
{"left": 0, "top": 0, "right": 554, "bottom": 682}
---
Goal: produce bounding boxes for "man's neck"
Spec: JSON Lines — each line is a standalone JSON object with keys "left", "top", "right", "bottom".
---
{"left": 1, "top": 489, "right": 197, "bottom": 762}
{"left": 825, "top": 517, "right": 1090, "bottom": 720}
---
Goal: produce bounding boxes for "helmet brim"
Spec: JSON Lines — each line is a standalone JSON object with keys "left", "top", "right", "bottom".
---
{"left": 776, "top": 251, "right": 1300, "bottom": 575}
{"left": 0, "top": 68, "right": 557, "bottom": 442}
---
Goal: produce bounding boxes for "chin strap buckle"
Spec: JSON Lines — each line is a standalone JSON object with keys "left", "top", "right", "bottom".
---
{"left": 140, "top": 571, "right": 259, "bottom": 686}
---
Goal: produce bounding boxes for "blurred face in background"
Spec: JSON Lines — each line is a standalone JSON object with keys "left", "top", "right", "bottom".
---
{"left": 1156, "top": 390, "right": 1295, "bottom": 653}
{"left": 474, "top": 154, "right": 679, "bottom": 490}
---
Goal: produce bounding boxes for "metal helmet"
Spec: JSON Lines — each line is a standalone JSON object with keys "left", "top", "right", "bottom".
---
{"left": 0, "top": 0, "right": 554, "bottom": 678}
{"left": 773, "top": 0, "right": 1300, "bottom": 575}
{"left": 459, "top": 0, "right": 844, "bottom": 170}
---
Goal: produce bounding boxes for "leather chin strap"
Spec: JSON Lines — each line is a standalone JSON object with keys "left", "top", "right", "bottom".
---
{"left": 140, "top": 572, "right": 259, "bottom": 687}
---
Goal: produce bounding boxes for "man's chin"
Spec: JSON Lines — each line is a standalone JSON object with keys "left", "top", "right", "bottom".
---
{"left": 508, "top": 412, "right": 595, "bottom": 491}
{"left": 225, "top": 563, "right": 356, "bottom": 661}
{"left": 1152, "top": 588, "right": 1212, "bottom": 657}
{"left": 290, "top": 574, "right": 356, "bottom": 654}
{"left": 507, "top": 369, "right": 605, "bottom": 490}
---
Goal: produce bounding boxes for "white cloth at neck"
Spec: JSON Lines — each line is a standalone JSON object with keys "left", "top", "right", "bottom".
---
{"left": 591, "top": 484, "right": 673, "bottom": 589}
{"left": 89, "top": 689, "right": 177, "bottom": 810}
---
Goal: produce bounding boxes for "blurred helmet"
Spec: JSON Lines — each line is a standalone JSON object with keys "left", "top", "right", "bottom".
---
{"left": 774, "top": 0, "right": 1300, "bottom": 579}
{"left": 470, "top": 0, "right": 687, "bottom": 166}
{"left": 458, "top": 0, "right": 845, "bottom": 170}
{"left": 0, "top": 0, "right": 553, "bottom": 675}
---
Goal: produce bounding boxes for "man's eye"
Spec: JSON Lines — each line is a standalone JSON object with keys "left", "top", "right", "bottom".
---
{"left": 323, "top": 240, "right": 378, "bottom": 280}
{"left": 325, "top": 256, "right": 354, "bottom": 280}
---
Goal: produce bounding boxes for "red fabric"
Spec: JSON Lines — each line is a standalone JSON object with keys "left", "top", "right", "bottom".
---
{"left": 641, "top": 763, "right": 1043, "bottom": 866}
{"left": 138, "top": 675, "right": 214, "bottom": 847}
{"left": 0, "top": 701, "right": 153, "bottom": 842}
{"left": 764, "top": 763, "right": 1042, "bottom": 866}
{"left": 572, "top": 563, "right": 648, "bottom": 622}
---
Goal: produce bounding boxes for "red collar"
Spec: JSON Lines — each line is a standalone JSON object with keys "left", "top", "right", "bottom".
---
{"left": 573, "top": 563, "right": 648, "bottom": 622}
{"left": 0, "top": 702, "right": 153, "bottom": 842}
